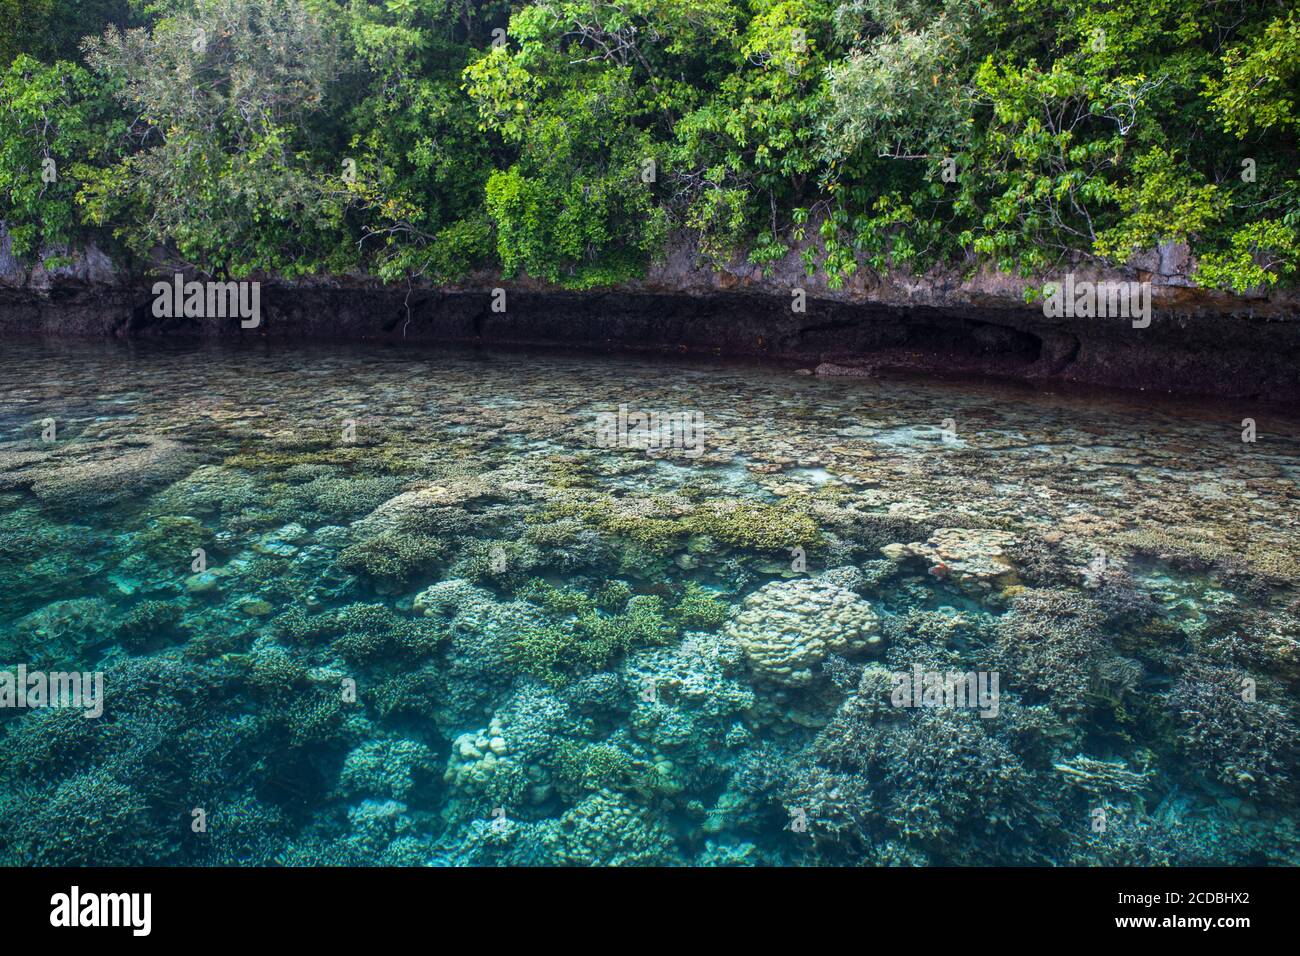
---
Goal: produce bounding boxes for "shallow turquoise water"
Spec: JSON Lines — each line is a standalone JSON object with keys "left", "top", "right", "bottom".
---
{"left": 0, "top": 338, "right": 1296, "bottom": 865}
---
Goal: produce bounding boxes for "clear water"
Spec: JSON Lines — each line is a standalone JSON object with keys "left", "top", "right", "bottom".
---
{"left": 0, "top": 338, "right": 1296, "bottom": 866}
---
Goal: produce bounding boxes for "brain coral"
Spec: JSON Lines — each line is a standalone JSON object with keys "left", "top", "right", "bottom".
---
{"left": 723, "top": 579, "right": 883, "bottom": 685}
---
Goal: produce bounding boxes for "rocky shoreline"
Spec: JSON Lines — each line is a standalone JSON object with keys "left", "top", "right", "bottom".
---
{"left": 2, "top": 233, "right": 1298, "bottom": 402}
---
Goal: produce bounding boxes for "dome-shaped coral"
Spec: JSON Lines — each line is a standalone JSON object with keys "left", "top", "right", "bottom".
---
{"left": 723, "top": 579, "right": 883, "bottom": 686}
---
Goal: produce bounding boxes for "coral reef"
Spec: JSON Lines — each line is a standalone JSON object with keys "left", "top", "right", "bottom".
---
{"left": 0, "top": 341, "right": 1296, "bottom": 866}
{"left": 339, "top": 738, "right": 439, "bottom": 802}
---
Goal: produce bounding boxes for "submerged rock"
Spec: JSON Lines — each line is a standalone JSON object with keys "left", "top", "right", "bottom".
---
{"left": 253, "top": 523, "right": 307, "bottom": 556}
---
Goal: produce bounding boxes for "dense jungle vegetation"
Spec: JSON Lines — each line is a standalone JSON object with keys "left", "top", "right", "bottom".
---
{"left": 1, "top": 0, "right": 1297, "bottom": 291}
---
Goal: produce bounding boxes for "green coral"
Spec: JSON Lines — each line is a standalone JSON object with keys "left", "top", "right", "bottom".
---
{"left": 509, "top": 595, "right": 678, "bottom": 685}
{"left": 522, "top": 518, "right": 585, "bottom": 548}
{"left": 272, "top": 605, "right": 338, "bottom": 645}
{"left": 685, "top": 503, "right": 822, "bottom": 551}
{"left": 330, "top": 603, "right": 443, "bottom": 665}
{"left": 278, "top": 686, "right": 350, "bottom": 750}
{"left": 554, "top": 740, "right": 638, "bottom": 793}
{"left": 289, "top": 475, "right": 405, "bottom": 521}
{"left": 671, "top": 583, "right": 732, "bottom": 629}
{"left": 558, "top": 498, "right": 822, "bottom": 555}
{"left": 576, "top": 596, "right": 677, "bottom": 659}
{"left": 595, "top": 580, "right": 633, "bottom": 612}
{"left": 553, "top": 789, "right": 681, "bottom": 867}
{"left": 246, "top": 644, "right": 308, "bottom": 695}
{"left": 0, "top": 770, "right": 166, "bottom": 866}
{"left": 508, "top": 624, "right": 574, "bottom": 687}
{"left": 448, "top": 538, "right": 543, "bottom": 588}
{"left": 135, "top": 515, "right": 207, "bottom": 561}
{"left": 516, "top": 578, "right": 596, "bottom": 616}
{"left": 602, "top": 515, "right": 690, "bottom": 554}
{"left": 336, "top": 530, "right": 446, "bottom": 586}
{"left": 1171, "top": 661, "right": 1298, "bottom": 800}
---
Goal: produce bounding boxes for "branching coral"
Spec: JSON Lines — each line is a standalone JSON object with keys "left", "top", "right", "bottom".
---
{"left": 289, "top": 474, "right": 406, "bottom": 522}
{"left": 553, "top": 740, "right": 639, "bottom": 793}
{"left": 114, "top": 599, "right": 187, "bottom": 652}
{"left": 1052, "top": 754, "right": 1154, "bottom": 797}
{"left": 685, "top": 502, "right": 822, "bottom": 551}
{"left": 330, "top": 603, "right": 442, "bottom": 665}
{"left": 335, "top": 530, "right": 446, "bottom": 587}
{"left": 509, "top": 595, "right": 679, "bottom": 686}
{"left": 1170, "top": 661, "right": 1298, "bottom": 800}
{"left": 671, "top": 582, "right": 733, "bottom": 629}
{"left": 0, "top": 769, "right": 165, "bottom": 866}
{"left": 992, "top": 587, "right": 1113, "bottom": 715}
{"left": 782, "top": 672, "right": 1058, "bottom": 864}
{"left": 340, "top": 738, "right": 439, "bottom": 802}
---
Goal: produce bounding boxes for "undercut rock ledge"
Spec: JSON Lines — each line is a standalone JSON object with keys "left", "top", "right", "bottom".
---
{"left": 2, "top": 233, "right": 1297, "bottom": 402}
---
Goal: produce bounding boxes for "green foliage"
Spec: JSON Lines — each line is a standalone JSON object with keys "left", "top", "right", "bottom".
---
{"left": 1198, "top": 7, "right": 1300, "bottom": 290}
{"left": 1195, "top": 218, "right": 1300, "bottom": 292}
{"left": 1091, "top": 147, "right": 1222, "bottom": 263}
{"left": 340, "top": 0, "right": 502, "bottom": 281}
{"left": 816, "top": 0, "right": 1299, "bottom": 283}
{"left": 78, "top": 0, "right": 352, "bottom": 276}
{"left": 0, "top": 0, "right": 1296, "bottom": 290}
{"left": 466, "top": 21, "right": 670, "bottom": 287}
{"left": 1204, "top": 9, "right": 1300, "bottom": 138}
{"left": 0, "top": 1, "right": 136, "bottom": 66}
{"left": 0, "top": 56, "right": 125, "bottom": 258}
